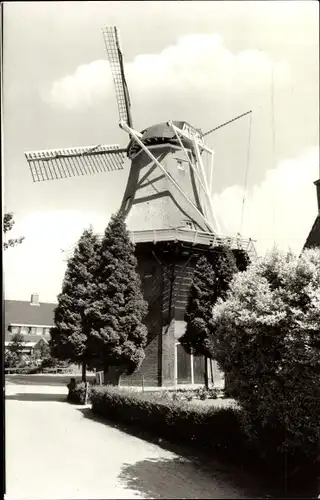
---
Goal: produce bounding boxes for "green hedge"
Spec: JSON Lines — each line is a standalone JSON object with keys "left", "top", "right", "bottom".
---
{"left": 90, "top": 386, "right": 320, "bottom": 495}
{"left": 91, "top": 386, "right": 245, "bottom": 458}
{"left": 5, "top": 366, "right": 41, "bottom": 374}
{"left": 67, "top": 381, "right": 93, "bottom": 405}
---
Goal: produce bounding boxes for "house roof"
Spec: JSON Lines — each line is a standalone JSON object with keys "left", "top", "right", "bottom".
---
{"left": 304, "top": 215, "right": 320, "bottom": 250}
{"left": 5, "top": 299, "right": 56, "bottom": 326}
{"left": 4, "top": 299, "right": 56, "bottom": 342}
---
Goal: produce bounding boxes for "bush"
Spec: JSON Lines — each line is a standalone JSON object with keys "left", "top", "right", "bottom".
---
{"left": 27, "top": 366, "right": 41, "bottom": 374}
{"left": 90, "top": 386, "right": 319, "bottom": 495}
{"left": 195, "top": 387, "right": 209, "bottom": 400}
{"left": 91, "top": 386, "right": 245, "bottom": 458}
{"left": 210, "top": 248, "right": 320, "bottom": 467}
{"left": 67, "top": 381, "right": 93, "bottom": 405}
{"left": 4, "top": 350, "right": 20, "bottom": 368}
{"left": 5, "top": 366, "right": 41, "bottom": 374}
{"left": 184, "top": 391, "right": 194, "bottom": 402}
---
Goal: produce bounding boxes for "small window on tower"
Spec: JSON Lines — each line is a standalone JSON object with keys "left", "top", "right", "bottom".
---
{"left": 177, "top": 159, "right": 185, "bottom": 171}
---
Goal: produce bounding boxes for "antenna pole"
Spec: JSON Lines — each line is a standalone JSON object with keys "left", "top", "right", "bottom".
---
{"left": 203, "top": 110, "right": 252, "bottom": 137}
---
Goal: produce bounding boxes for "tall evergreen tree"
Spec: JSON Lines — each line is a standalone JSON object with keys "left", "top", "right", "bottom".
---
{"left": 87, "top": 212, "right": 148, "bottom": 384}
{"left": 180, "top": 255, "right": 216, "bottom": 358}
{"left": 179, "top": 246, "right": 239, "bottom": 388}
{"left": 50, "top": 227, "right": 101, "bottom": 381}
{"left": 233, "top": 248, "right": 251, "bottom": 271}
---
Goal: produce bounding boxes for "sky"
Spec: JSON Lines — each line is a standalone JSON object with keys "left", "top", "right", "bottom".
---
{"left": 3, "top": 0, "right": 319, "bottom": 303}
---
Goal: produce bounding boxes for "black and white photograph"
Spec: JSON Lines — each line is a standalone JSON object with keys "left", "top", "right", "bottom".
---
{"left": 2, "top": 1, "right": 319, "bottom": 498}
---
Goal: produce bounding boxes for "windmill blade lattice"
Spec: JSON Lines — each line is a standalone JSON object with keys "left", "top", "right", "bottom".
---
{"left": 102, "top": 26, "right": 133, "bottom": 127}
{"left": 25, "top": 144, "right": 126, "bottom": 182}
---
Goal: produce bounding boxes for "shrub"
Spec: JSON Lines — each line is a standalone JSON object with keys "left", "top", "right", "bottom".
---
{"left": 28, "top": 366, "right": 41, "bottom": 374}
{"left": 67, "top": 381, "right": 93, "bottom": 405}
{"left": 89, "top": 386, "right": 319, "bottom": 496}
{"left": 184, "top": 391, "right": 194, "bottom": 402}
{"left": 4, "top": 350, "right": 20, "bottom": 368}
{"left": 194, "top": 387, "right": 208, "bottom": 400}
{"left": 207, "top": 388, "right": 218, "bottom": 399}
{"left": 5, "top": 366, "right": 41, "bottom": 374}
{"left": 210, "top": 248, "right": 320, "bottom": 467}
{"left": 91, "top": 386, "right": 245, "bottom": 457}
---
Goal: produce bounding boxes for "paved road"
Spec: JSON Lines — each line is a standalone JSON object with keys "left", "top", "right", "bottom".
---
{"left": 5, "top": 373, "right": 96, "bottom": 386}
{"left": 5, "top": 382, "right": 270, "bottom": 500}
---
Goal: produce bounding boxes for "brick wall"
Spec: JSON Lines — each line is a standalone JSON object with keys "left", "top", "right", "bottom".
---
{"left": 119, "top": 242, "right": 227, "bottom": 388}
{"left": 161, "top": 253, "right": 197, "bottom": 385}
{"left": 120, "top": 245, "right": 163, "bottom": 387}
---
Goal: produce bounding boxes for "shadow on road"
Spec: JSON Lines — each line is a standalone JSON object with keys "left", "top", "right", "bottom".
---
{"left": 5, "top": 393, "right": 66, "bottom": 402}
{"left": 77, "top": 407, "right": 273, "bottom": 499}
{"left": 119, "top": 456, "right": 245, "bottom": 499}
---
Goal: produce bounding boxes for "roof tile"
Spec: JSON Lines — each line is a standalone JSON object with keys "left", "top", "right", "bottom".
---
{"left": 4, "top": 300, "right": 56, "bottom": 342}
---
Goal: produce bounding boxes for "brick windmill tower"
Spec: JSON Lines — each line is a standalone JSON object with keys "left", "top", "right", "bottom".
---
{"left": 25, "top": 27, "right": 256, "bottom": 388}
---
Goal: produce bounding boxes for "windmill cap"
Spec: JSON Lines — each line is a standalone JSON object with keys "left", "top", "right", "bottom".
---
{"left": 127, "top": 121, "right": 202, "bottom": 159}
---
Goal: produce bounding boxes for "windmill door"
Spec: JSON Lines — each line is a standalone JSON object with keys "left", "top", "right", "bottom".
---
{"left": 175, "top": 343, "right": 206, "bottom": 385}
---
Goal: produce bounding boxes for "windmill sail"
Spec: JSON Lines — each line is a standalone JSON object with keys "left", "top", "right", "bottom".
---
{"left": 102, "top": 26, "right": 133, "bottom": 127}
{"left": 25, "top": 144, "right": 126, "bottom": 182}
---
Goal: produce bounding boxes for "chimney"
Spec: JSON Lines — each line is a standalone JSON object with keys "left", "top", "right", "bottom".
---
{"left": 30, "top": 293, "right": 40, "bottom": 306}
{"left": 314, "top": 179, "right": 320, "bottom": 215}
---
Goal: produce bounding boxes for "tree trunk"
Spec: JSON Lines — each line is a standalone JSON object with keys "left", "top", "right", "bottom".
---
{"left": 210, "top": 358, "right": 214, "bottom": 387}
{"left": 204, "top": 356, "right": 209, "bottom": 390}
{"left": 224, "top": 372, "right": 232, "bottom": 396}
{"left": 104, "top": 366, "right": 121, "bottom": 386}
{"left": 81, "top": 361, "right": 86, "bottom": 382}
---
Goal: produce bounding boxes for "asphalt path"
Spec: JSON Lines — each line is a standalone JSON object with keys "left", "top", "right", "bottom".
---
{"left": 5, "top": 379, "right": 274, "bottom": 499}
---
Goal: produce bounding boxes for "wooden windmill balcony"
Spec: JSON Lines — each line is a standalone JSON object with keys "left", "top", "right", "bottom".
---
{"left": 63, "top": 227, "right": 257, "bottom": 261}
{"left": 130, "top": 227, "right": 257, "bottom": 261}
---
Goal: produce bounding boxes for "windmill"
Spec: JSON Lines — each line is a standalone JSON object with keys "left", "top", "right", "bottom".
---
{"left": 24, "top": 26, "right": 256, "bottom": 388}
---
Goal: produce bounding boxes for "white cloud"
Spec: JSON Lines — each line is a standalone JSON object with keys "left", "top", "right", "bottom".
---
{"left": 3, "top": 210, "right": 107, "bottom": 302}
{"left": 4, "top": 148, "right": 318, "bottom": 302}
{"left": 43, "top": 33, "right": 291, "bottom": 112}
{"left": 44, "top": 60, "right": 114, "bottom": 111}
{"left": 213, "top": 146, "right": 320, "bottom": 255}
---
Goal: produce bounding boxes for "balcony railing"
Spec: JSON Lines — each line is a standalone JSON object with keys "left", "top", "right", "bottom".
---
{"left": 130, "top": 227, "right": 257, "bottom": 259}
{"left": 63, "top": 227, "right": 257, "bottom": 261}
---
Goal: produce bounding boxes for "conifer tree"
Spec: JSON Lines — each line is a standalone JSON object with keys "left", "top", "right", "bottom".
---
{"left": 50, "top": 227, "right": 101, "bottom": 381}
{"left": 233, "top": 248, "right": 251, "bottom": 271}
{"left": 180, "top": 255, "right": 216, "bottom": 358}
{"left": 87, "top": 212, "right": 148, "bottom": 384}
{"left": 179, "top": 246, "right": 239, "bottom": 388}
